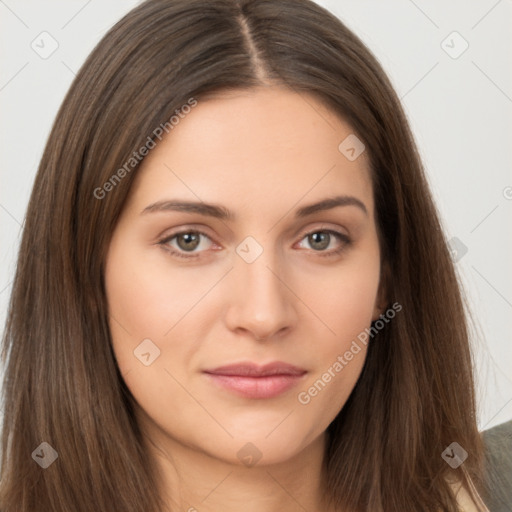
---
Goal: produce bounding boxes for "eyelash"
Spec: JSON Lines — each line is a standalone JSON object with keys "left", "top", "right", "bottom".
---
{"left": 157, "top": 228, "right": 352, "bottom": 260}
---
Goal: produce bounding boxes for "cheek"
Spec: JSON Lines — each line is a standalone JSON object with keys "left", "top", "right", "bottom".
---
{"left": 103, "top": 222, "right": 382, "bottom": 457}
{"left": 293, "top": 244, "right": 380, "bottom": 418}
{"left": 103, "top": 235, "right": 221, "bottom": 371}
{"left": 307, "top": 272, "right": 378, "bottom": 336}
{"left": 103, "top": 240, "right": 210, "bottom": 434}
{"left": 294, "top": 284, "right": 373, "bottom": 432}
{"left": 295, "top": 347, "right": 367, "bottom": 441}
{"left": 295, "top": 241, "right": 381, "bottom": 344}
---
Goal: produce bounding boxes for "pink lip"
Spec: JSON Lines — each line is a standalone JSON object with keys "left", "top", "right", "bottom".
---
{"left": 203, "top": 362, "right": 307, "bottom": 399}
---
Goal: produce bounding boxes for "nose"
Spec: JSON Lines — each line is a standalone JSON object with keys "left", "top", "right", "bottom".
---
{"left": 224, "top": 251, "right": 298, "bottom": 341}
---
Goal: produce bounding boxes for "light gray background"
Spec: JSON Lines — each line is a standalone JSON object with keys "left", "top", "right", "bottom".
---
{"left": 1, "top": 0, "right": 511, "bottom": 430}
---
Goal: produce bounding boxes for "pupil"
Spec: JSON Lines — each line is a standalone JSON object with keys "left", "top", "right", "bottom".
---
{"left": 178, "top": 233, "right": 200, "bottom": 251}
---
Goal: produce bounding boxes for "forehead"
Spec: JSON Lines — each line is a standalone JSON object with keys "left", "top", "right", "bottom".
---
{"left": 128, "top": 86, "right": 374, "bottom": 217}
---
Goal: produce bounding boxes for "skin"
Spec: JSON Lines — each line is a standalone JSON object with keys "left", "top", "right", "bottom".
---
{"left": 104, "top": 86, "right": 387, "bottom": 512}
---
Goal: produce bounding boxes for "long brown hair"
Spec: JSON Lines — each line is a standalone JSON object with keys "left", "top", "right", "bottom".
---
{"left": 0, "top": 0, "right": 485, "bottom": 510}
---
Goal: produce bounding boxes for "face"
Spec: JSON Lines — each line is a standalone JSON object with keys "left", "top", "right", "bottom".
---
{"left": 104, "top": 86, "right": 386, "bottom": 467}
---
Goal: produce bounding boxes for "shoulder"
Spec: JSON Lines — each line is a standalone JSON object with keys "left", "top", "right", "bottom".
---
{"left": 482, "top": 418, "right": 512, "bottom": 463}
{"left": 481, "top": 419, "right": 512, "bottom": 510}
{"left": 445, "top": 420, "right": 512, "bottom": 512}
{"left": 448, "top": 480, "right": 481, "bottom": 512}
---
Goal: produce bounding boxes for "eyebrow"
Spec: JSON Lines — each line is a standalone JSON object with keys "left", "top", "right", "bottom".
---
{"left": 141, "top": 194, "right": 368, "bottom": 220}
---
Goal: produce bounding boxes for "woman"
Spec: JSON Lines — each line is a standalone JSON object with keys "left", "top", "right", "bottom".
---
{"left": 0, "top": 0, "right": 491, "bottom": 510}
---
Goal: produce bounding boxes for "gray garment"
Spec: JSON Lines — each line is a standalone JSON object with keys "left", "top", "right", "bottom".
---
{"left": 482, "top": 419, "right": 512, "bottom": 511}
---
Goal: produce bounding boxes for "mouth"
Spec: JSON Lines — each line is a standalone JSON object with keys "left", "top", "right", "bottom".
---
{"left": 203, "top": 362, "right": 307, "bottom": 399}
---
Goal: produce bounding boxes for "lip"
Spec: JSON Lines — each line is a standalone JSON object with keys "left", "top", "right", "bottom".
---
{"left": 203, "top": 362, "right": 307, "bottom": 399}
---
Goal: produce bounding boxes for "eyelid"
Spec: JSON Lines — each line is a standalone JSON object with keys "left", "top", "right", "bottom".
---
{"left": 157, "top": 223, "right": 352, "bottom": 259}
{"left": 157, "top": 224, "right": 218, "bottom": 245}
{"left": 295, "top": 222, "right": 350, "bottom": 240}
{"left": 294, "top": 227, "right": 351, "bottom": 255}
{"left": 157, "top": 227, "right": 220, "bottom": 259}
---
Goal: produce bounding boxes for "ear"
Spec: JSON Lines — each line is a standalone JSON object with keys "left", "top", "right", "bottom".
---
{"left": 371, "top": 258, "right": 391, "bottom": 321}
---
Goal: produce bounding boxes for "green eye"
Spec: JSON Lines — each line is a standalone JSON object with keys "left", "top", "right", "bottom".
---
{"left": 175, "top": 232, "right": 201, "bottom": 251}
{"left": 299, "top": 230, "right": 350, "bottom": 254}
{"left": 159, "top": 230, "right": 214, "bottom": 259}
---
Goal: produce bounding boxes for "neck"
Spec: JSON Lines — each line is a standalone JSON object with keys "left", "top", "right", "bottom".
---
{"left": 138, "top": 412, "right": 336, "bottom": 512}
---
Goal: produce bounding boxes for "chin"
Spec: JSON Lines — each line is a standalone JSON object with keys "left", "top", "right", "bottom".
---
{"left": 203, "top": 426, "right": 322, "bottom": 469}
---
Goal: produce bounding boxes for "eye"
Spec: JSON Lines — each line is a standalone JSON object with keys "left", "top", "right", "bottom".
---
{"left": 296, "top": 229, "right": 351, "bottom": 256}
{"left": 158, "top": 230, "right": 216, "bottom": 259}
{"left": 157, "top": 228, "right": 351, "bottom": 260}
